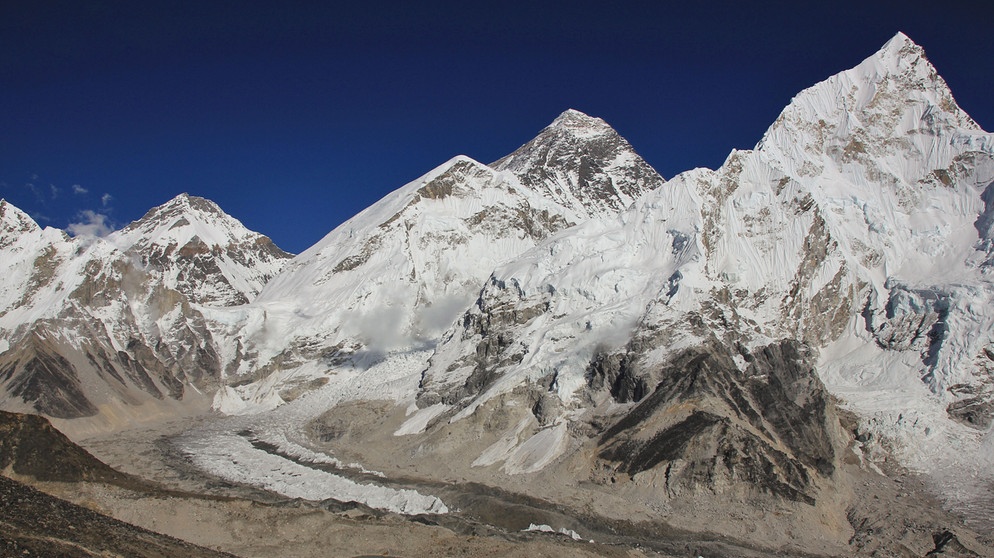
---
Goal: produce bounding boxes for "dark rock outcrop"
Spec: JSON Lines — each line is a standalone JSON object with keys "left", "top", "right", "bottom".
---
{"left": 0, "top": 332, "right": 98, "bottom": 419}
{"left": 0, "top": 475, "right": 236, "bottom": 558}
{"left": 0, "top": 410, "right": 125, "bottom": 483}
{"left": 492, "top": 109, "right": 665, "bottom": 217}
{"left": 926, "top": 530, "right": 983, "bottom": 557}
{"left": 595, "top": 340, "right": 837, "bottom": 505}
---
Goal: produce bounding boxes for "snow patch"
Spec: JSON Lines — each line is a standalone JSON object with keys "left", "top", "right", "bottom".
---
{"left": 472, "top": 417, "right": 532, "bottom": 468}
{"left": 394, "top": 403, "right": 450, "bottom": 436}
{"left": 212, "top": 385, "right": 284, "bottom": 415}
{"left": 524, "top": 523, "right": 586, "bottom": 542}
{"left": 503, "top": 422, "right": 569, "bottom": 475}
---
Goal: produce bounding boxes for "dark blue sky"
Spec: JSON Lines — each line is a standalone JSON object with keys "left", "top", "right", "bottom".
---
{"left": 2, "top": 1, "right": 993, "bottom": 253}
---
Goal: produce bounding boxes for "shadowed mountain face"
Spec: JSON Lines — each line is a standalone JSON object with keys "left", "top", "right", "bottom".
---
{"left": 0, "top": 410, "right": 125, "bottom": 482}
{"left": 595, "top": 340, "right": 837, "bottom": 505}
{"left": 0, "top": 331, "right": 98, "bottom": 419}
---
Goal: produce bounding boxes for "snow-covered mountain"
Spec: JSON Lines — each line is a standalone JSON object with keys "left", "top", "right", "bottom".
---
{"left": 0, "top": 195, "right": 291, "bottom": 428}
{"left": 411, "top": 32, "right": 994, "bottom": 493}
{"left": 421, "top": 31, "right": 994, "bottom": 411}
{"left": 207, "top": 111, "right": 664, "bottom": 412}
{"left": 1, "top": 31, "right": 993, "bottom": 552}
{"left": 109, "top": 193, "right": 291, "bottom": 306}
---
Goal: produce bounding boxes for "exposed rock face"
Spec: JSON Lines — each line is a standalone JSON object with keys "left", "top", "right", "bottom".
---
{"left": 0, "top": 200, "right": 48, "bottom": 249}
{"left": 595, "top": 340, "right": 836, "bottom": 505}
{"left": 945, "top": 383, "right": 994, "bottom": 429}
{"left": 927, "top": 530, "right": 984, "bottom": 557}
{"left": 0, "top": 330, "right": 98, "bottom": 418}
{"left": 492, "top": 109, "right": 666, "bottom": 217}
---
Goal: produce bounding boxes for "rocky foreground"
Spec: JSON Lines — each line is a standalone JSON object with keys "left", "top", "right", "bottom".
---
{"left": 0, "top": 475, "right": 236, "bottom": 558}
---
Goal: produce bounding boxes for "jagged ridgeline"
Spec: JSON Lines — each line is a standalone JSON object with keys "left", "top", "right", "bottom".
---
{"left": 1, "top": 31, "right": 993, "bottom": 553}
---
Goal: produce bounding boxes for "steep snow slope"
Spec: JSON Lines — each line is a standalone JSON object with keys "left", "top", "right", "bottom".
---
{"left": 0, "top": 201, "right": 74, "bottom": 334}
{"left": 746, "top": 33, "right": 994, "bottom": 437}
{"left": 210, "top": 112, "right": 664, "bottom": 411}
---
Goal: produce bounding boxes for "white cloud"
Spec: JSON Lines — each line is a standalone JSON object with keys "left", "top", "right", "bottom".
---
{"left": 49, "top": 184, "right": 60, "bottom": 198}
{"left": 67, "top": 210, "right": 114, "bottom": 238}
{"left": 101, "top": 193, "right": 113, "bottom": 206}
{"left": 72, "top": 184, "right": 89, "bottom": 195}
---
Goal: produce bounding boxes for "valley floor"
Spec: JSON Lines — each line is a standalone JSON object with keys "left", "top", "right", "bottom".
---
{"left": 47, "top": 408, "right": 991, "bottom": 558}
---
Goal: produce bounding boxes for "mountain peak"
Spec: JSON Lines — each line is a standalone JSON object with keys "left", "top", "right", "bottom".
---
{"left": 755, "top": 31, "right": 981, "bottom": 162}
{"left": 124, "top": 193, "right": 233, "bottom": 231}
{"left": 0, "top": 199, "right": 40, "bottom": 239}
{"left": 156, "top": 193, "right": 225, "bottom": 218}
{"left": 491, "top": 110, "right": 663, "bottom": 218}
{"left": 882, "top": 31, "right": 913, "bottom": 50}
{"left": 865, "top": 31, "right": 934, "bottom": 79}
{"left": 107, "top": 194, "right": 291, "bottom": 306}
{"left": 878, "top": 31, "right": 920, "bottom": 60}
{"left": 110, "top": 193, "right": 291, "bottom": 268}
{"left": 551, "top": 108, "right": 604, "bottom": 125}
{"left": 547, "top": 109, "right": 613, "bottom": 138}
{"left": 114, "top": 194, "right": 239, "bottom": 248}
